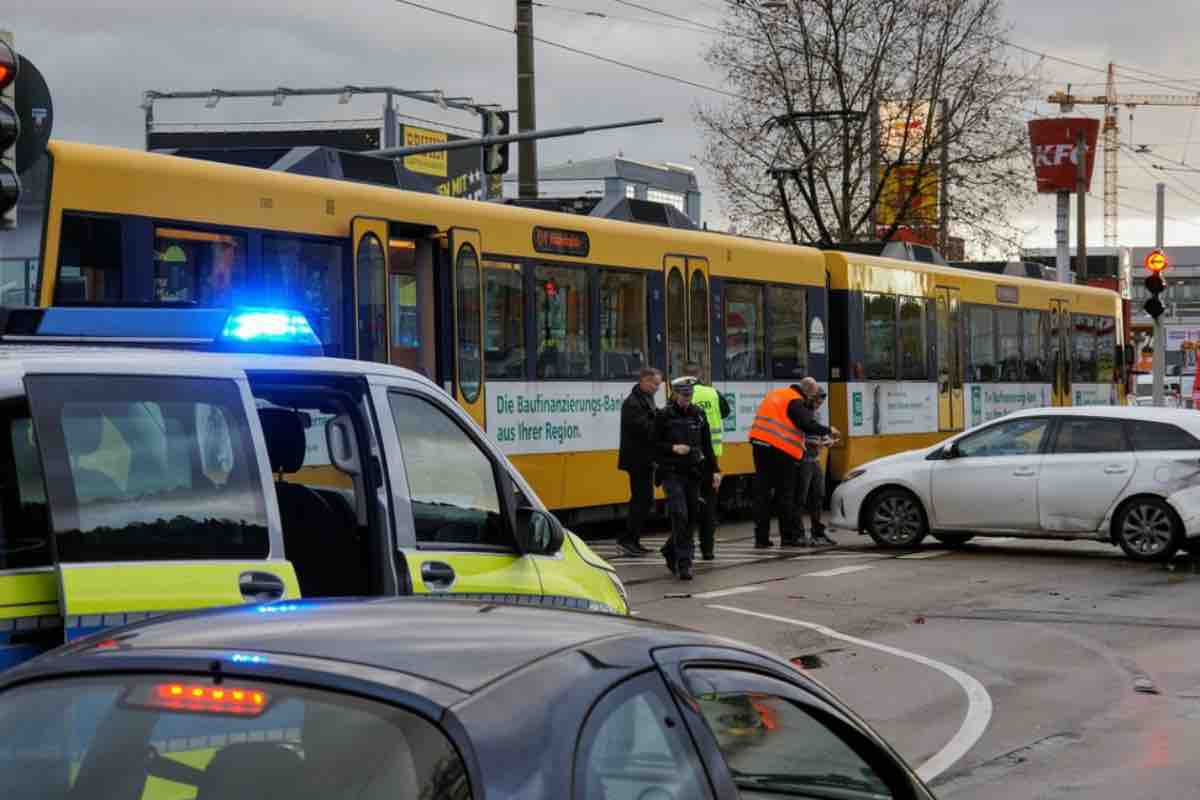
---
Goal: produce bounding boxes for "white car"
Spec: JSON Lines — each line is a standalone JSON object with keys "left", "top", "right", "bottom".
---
{"left": 830, "top": 406, "right": 1200, "bottom": 561}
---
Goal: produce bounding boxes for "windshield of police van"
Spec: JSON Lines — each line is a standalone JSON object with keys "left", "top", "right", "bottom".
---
{"left": 0, "top": 674, "right": 470, "bottom": 800}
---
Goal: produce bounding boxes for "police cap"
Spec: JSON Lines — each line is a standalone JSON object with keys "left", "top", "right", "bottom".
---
{"left": 670, "top": 376, "right": 697, "bottom": 396}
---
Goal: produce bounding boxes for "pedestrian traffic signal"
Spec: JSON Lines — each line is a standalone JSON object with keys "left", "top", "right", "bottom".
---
{"left": 1144, "top": 272, "right": 1166, "bottom": 320}
{"left": 483, "top": 110, "right": 510, "bottom": 175}
{"left": 0, "top": 33, "right": 19, "bottom": 230}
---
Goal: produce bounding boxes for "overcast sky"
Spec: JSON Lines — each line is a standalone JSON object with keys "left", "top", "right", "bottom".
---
{"left": 9, "top": 0, "right": 1200, "bottom": 253}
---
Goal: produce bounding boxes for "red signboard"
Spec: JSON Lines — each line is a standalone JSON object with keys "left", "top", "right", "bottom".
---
{"left": 1027, "top": 117, "right": 1100, "bottom": 193}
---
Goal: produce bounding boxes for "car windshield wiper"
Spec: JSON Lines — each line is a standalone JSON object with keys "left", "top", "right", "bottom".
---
{"left": 730, "top": 770, "right": 889, "bottom": 798}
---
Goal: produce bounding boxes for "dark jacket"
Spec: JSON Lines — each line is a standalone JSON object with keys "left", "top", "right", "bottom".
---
{"left": 654, "top": 401, "right": 720, "bottom": 477}
{"left": 618, "top": 384, "right": 659, "bottom": 472}
{"left": 789, "top": 397, "right": 832, "bottom": 437}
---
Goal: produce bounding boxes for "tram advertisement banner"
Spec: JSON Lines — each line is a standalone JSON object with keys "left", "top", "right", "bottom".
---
{"left": 846, "top": 383, "right": 938, "bottom": 436}
{"left": 485, "top": 382, "right": 827, "bottom": 455}
{"left": 967, "top": 384, "right": 1052, "bottom": 428}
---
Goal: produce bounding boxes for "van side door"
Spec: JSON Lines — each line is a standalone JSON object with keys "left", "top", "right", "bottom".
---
{"left": 25, "top": 368, "right": 299, "bottom": 641}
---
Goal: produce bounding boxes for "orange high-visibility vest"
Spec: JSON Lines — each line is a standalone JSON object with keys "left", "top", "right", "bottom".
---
{"left": 748, "top": 387, "right": 806, "bottom": 461}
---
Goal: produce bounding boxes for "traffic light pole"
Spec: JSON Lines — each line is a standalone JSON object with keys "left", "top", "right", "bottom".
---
{"left": 1154, "top": 183, "right": 1166, "bottom": 407}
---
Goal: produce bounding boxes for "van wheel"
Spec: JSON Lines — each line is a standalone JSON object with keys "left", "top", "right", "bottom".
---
{"left": 864, "top": 489, "right": 928, "bottom": 548}
{"left": 933, "top": 533, "right": 974, "bottom": 546}
{"left": 1115, "top": 498, "right": 1181, "bottom": 562}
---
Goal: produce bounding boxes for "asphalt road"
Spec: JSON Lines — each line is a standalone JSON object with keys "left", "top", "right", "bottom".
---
{"left": 588, "top": 520, "right": 1200, "bottom": 800}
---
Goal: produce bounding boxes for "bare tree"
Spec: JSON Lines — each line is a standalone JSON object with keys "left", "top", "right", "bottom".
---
{"left": 697, "top": 0, "right": 1037, "bottom": 256}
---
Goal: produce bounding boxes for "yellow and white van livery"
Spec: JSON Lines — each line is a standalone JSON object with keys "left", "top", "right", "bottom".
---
{"left": 0, "top": 306, "right": 627, "bottom": 670}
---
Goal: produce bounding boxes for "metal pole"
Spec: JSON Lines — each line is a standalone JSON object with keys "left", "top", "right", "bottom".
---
{"left": 479, "top": 112, "right": 490, "bottom": 202}
{"left": 1055, "top": 191, "right": 1070, "bottom": 283}
{"left": 1153, "top": 182, "right": 1166, "bottom": 406}
{"left": 383, "top": 92, "right": 397, "bottom": 150}
{"left": 516, "top": 0, "right": 539, "bottom": 199}
{"left": 938, "top": 99, "right": 949, "bottom": 252}
{"left": 1075, "top": 129, "right": 1088, "bottom": 283}
{"left": 143, "top": 94, "right": 154, "bottom": 151}
{"left": 868, "top": 98, "right": 879, "bottom": 236}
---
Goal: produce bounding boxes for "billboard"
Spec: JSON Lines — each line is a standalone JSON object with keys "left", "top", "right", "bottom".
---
{"left": 1027, "top": 117, "right": 1100, "bottom": 193}
{"left": 879, "top": 101, "right": 931, "bottom": 161}
{"left": 877, "top": 164, "right": 939, "bottom": 227}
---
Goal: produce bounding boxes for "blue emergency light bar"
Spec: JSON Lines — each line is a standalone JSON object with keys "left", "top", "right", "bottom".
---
{"left": 0, "top": 306, "right": 324, "bottom": 356}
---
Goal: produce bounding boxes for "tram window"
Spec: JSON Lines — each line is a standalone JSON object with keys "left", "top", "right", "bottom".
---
{"left": 263, "top": 236, "right": 344, "bottom": 351}
{"left": 1071, "top": 314, "right": 1099, "bottom": 383}
{"left": 967, "top": 305, "right": 997, "bottom": 382}
{"left": 485, "top": 265, "right": 526, "bottom": 380}
{"left": 667, "top": 268, "right": 686, "bottom": 379}
{"left": 724, "top": 282, "right": 766, "bottom": 380}
{"left": 997, "top": 307, "right": 1021, "bottom": 381}
{"left": 456, "top": 245, "right": 483, "bottom": 404}
{"left": 55, "top": 213, "right": 123, "bottom": 304}
{"left": 1024, "top": 310, "right": 1050, "bottom": 382}
{"left": 899, "top": 296, "right": 926, "bottom": 380}
{"left": 153, "top": 227, "right": 246, "bottom": 306}
{"left": 535, "top": 265, "right": 590, "bottom": 379}
{"left": 864, "top": 293, "right": 897, "bottom": 380}
{"left": 1096, "top": 316, "right": 1117, "bottom": 382}
{"left": 689, "top": 270, "right": 709, "bottom": 371}
{"left": 600, "top": 270, "right": 647, "bottom": 379}
{"left": 768, "top": 285, "right": 807, "bottom": 380}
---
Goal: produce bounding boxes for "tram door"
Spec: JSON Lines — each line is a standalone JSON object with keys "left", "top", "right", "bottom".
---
{"left": 352, "top": 218, "right": 390, "bottom": 365}
{"left": 1050, "top": 299, "right": 1071, "bottom": 406}
{"left": 449, "top": 228, "right": 486, "bottom": 428}
{"left": 687, "top": 258, "right": 711, "bottom": 379}
{"left": 935, "top": 287, "right": 963, "bottom": 432}
{"left": 665, "top": 257, "right": 688, "bottom": 380}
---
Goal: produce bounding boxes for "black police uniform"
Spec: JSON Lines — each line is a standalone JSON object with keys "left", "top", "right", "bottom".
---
{"left": 653, "top": 399, "right": 719, "bottom": 579}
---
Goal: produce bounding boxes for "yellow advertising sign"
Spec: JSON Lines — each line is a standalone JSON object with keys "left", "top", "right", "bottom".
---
{"left": 402, "top": 125, "right": 449, "bottom": 177}
{"left": 877, "top": 164, "right": 939, "bottom": 227}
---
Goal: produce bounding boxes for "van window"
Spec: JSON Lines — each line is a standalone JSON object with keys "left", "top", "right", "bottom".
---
{"left": 0, "top": 402, "right": 51, "bottom": 570}
{"left": 26, "top": 376, "right": 269, "bottom": 563}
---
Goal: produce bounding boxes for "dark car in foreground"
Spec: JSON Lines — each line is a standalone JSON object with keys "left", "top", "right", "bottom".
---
{"left": 0, "top": 599, "right": 935, "bottom": 800}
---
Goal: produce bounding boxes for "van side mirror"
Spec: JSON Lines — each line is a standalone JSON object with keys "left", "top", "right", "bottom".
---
{"left": 515, "top": 507, "right": 565, "bottom": 556}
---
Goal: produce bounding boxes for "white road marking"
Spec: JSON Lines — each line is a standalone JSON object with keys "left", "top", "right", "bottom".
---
{"left": 692, "top": 586, "right": 765, "bottom": 599}
{"left": 789, "top": 553, "right": 888, "bottom": 561}
{"left": 897, "top": 550, "right": 953, "bottom": 560}
{"left": 708, "top": 605, "right": 993, "bottom": 782}
{"left": 803, "top": 564, "right": 876, "bottom": 577}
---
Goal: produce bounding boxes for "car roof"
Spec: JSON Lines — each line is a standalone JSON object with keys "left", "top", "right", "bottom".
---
{"left": 1002, "top": 404, "right": 1200, "bottom": 424}
{"left": 0, "top": 344, "right": 438, "bottom": 385}
{"left": 35, "top": 599, "right": 691, "bottom": 694}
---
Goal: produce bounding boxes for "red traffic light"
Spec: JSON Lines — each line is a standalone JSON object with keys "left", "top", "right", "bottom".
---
{"left": 0, "top": 39, "right": 16, "bottom": 91}
{"left": 1144, "top": 249, "right": 1169, "bottom": 274}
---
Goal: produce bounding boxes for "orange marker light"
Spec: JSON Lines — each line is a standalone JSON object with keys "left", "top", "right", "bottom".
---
{"left": 140, "top": 683, "right": 270, "bottom": 716}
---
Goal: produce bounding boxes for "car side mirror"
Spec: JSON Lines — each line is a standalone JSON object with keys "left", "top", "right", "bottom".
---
{"left": 515, "top": 507, "right": 565, "bottom": 556}
{"left": 943, "top": 442, "right": 960, "bottom": 459}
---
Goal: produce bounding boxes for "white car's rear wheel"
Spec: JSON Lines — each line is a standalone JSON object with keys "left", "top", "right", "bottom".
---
{"left": 1115, "top": 498, "right": 1181, "bottom": 562}
{"left": 864, "top": 489, "right": 928, "bottom": 548}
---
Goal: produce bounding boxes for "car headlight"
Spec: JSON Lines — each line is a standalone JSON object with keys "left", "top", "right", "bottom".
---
{"left": 605, "top": 570, "right": 630, "bottom": 614}
{"left": 843, "top": 469, "right": 867, "bottom": 482}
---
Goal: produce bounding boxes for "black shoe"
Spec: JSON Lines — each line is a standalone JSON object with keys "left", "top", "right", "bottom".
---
{"left": 661, "top": 546, "right": 677, "bottom": 575}
{"left": 702, "top": 552, "right": 715, "bottom": 561}
{"left": 679, "top": 565, "right": 694, "bottom": 581}
{"left": 813, "top": 535, "right": 837, "bottom": 547}
{"left": 780, "top": 537, "right": 799, "bottom": 547}
{"left": 754, "top": 540, "right": 775, "bottom": 549}
{"left": 616, "top": 539, "right": 642, "bottom": 558}
{"left": 634, "top": 541, "right": 653, "bottom": 554}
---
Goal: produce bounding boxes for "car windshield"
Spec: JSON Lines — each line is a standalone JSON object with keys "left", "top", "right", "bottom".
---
{"left": 0, "top": 674, "right": 470, "bottom": 800}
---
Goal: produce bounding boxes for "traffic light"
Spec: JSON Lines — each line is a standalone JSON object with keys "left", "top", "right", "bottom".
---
{"left": 1143, "top": 248, "right": 1169, "bottom": 320}
{"left": 483, "top": 110, "right": 510, "bottom": 175}
{"left": 0, "top": 32, "right": 19, "bottom": 230}
{"left": 1144, "top": 273, "right": 1166, "bottom": 319}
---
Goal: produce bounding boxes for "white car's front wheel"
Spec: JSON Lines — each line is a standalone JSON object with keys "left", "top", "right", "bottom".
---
{"left": 864, "top": 488, "right": 928, "bottom": 549}
{"left": 1115, "top": 498, "right": 1181, "bottom": 562}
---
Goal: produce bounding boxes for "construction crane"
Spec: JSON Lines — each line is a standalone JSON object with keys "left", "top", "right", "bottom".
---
{"left": 1048, "top": 63, "right": 1200, "bottom": 246}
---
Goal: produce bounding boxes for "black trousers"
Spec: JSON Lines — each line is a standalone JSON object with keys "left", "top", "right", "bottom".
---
{"left": 624, "top": 464, "right": 654, "bottom": 542}
{"left": 698, "top": 476, "right": 717, "bottom": 558}
{"left": 795, "top": 459, "right": 825, "bottom": 537}
{"left": 661, "top": 473, "right": 699, "bottom": 569}
{"left": 752, "top": 444, "right": 797, "bottom": 544}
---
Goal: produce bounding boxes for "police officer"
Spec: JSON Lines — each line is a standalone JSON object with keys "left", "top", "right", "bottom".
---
{"left": 654, "top": 376, "right": 721, "bottom": 581}
{"left": 684, "top": 361, "right": 731, "bottom": 560}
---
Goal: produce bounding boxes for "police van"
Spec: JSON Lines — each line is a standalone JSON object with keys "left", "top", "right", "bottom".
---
{"left": 0, "top": 306, "right": 628, "bottom": 669}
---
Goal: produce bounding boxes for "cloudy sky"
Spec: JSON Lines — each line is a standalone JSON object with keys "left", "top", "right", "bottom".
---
{"left": 9, "top": 0, "right": 1200, "bottom": 253}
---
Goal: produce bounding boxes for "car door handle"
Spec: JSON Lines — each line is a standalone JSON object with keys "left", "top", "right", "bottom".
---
{"left": 420, "top": 561, "right": 456, "bottom": 590}
{"left": 239, "top": 571, "right": 286, "bottom": 602}
{"left": 1013, "top": 467, "right": 1037, "bottom": 477}
{"left": 1104, "top": 465, "right": 1129, "bottom": 475}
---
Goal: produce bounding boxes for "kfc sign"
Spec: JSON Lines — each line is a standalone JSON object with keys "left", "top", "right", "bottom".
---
{"left": 1028, "top": 118, "right": 1100, "bottom": 193}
